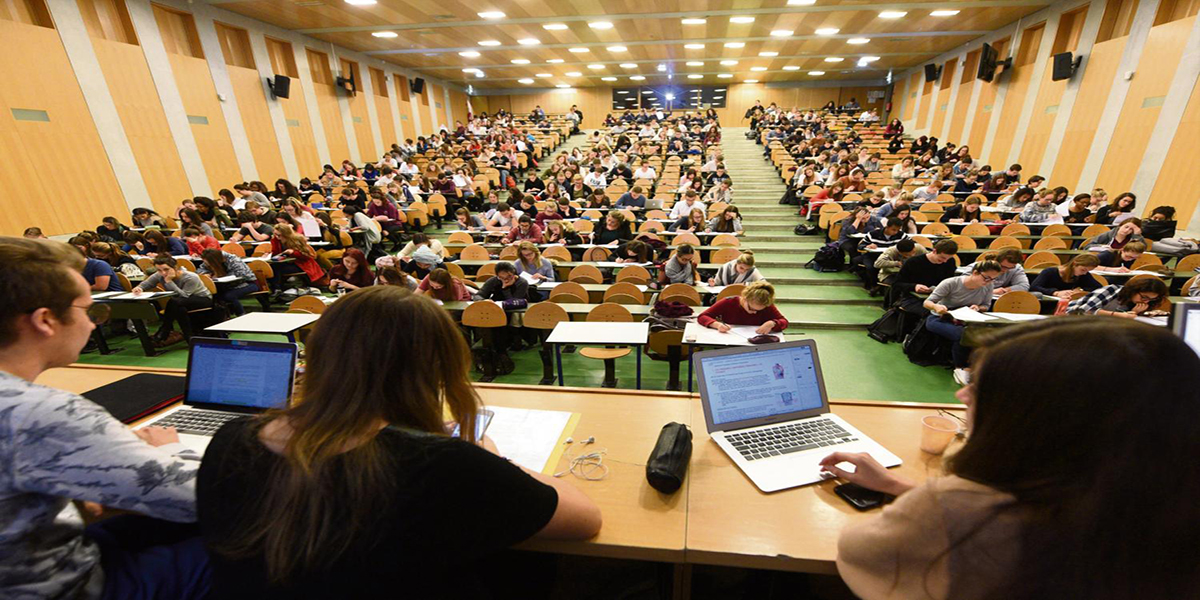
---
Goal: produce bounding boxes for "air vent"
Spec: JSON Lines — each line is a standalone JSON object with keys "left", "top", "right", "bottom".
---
{"left": 294, "top": 1, "right": 323, "bottom": 6}
{"left": 433, "top": 14, "right": 457, "bottom": 20}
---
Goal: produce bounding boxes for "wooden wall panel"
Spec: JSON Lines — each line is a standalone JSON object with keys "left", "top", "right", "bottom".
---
{"left": 228, "top": 65, "right": 285, "bottom": 183}
{"left": 412, "top": 79, "right": 428, "bottom": 137}
{"left": 967, "top": 38, "right": 1009, "bottom": 152}
{"left": 0, "top": 20, "right": 128, "bottom": 236}
{"left": 931, "top": 58, "right": 958, "bottom": 139}
{"left": 1146, "top": 74, "right": 1200, "bottom": 225}
{"left": 450, "top": 88, "right": 469, "bottom": 124}
{"left": 77, "top": 0, "right": 137, "bottom": 44}
{"left": 1049, "top": 37, "right": 1126, "bottom": 185}
{"left": 306, "top": 48, "right": 350, "bottom": 163}
{"left": 948, "top": 50, "right": 981, "bottom": 143}
{"left": 275, "top": 77, "right": 320, "bottom": 178}
{"left": 902, "top": 73, "right": 919, "bottom": 121}
{"left": 169, "top": 54, "right": 241, "bottom": 190}
{"left": 91, "top": 37, "right": 190, "bottom": 214}
{"left": 393, "top": 74, "right": 414, "bottom": 140}
{"left": 1094, "top": 16, "right": 1193, "bottom": 193}
{"left": 1017, "top": 7, "right": 1089, "bottom": 171}
{"left": 432, "top": 83, "right": 448, "bottom": 130}
{"left": 374, "top": 95, "right": 397, "bottom": 147}
{"left": 916, "top": 78, "right": 934, "bottom": 129}
{"left": 0, "top": 0, "right": 53, "bottom": 27}
{"left": 150, "top": 2, "right": 202, "bottom": 59}
{"left": 988, "top": 23, "right": 1045, "bottom": 167}
{"left": 340, "top": 59, "right": 375, "bottom": 160}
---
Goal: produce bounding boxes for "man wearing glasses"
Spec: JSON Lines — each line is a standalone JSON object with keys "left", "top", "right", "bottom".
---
{"left": 0, "top": 238, "right": 207, "bottom": 599}
{"left": 923, "top": 260, "right": 1004, "bottom": 387}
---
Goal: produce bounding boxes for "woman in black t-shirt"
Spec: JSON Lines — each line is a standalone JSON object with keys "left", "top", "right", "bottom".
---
{"left": 197, "top": 287, "right": 601, "bottom": 598}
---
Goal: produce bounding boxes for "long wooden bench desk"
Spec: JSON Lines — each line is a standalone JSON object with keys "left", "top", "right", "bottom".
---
{"left": 37, "top": 365, "right": 961, "bottom": 593}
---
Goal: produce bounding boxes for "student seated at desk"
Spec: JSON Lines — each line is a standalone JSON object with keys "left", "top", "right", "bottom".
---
{"left": 514, "top": 242, "right": 555, "bottom": 283}
{"left": 1063, "top": 194, "right": 1093, "bottom": 223}
{"left": 473, "top": 261, "right": 530, "bottom": 302}
{"left": 707, "top": 205, "right": 743, "bottom": 235}
{"left": 670, "top": 207, "right": 707, "bottom": 234}
{"left": 179, "top": 209, "right": 214, "bottom": 238}
{"left": 486, "top": 203, "right": 523, "bottom": 232}
{"left": 375, "top": 265, "right": 417, "bottom": 290}
{"left": 196, "top": 286, "right": 601, "bottom": 598}
{"left": 96, "top": 216, "right": 130, "bottom": 243}
{"left": 134, "top": 255, "right": 213, "bottom": 346}
{"left": 940, "top": 196, "right": 985, "bottom": 223}
{"left": 1030, "top": 254, "right": 1102, "bottom": 299}
{"left": 1084, "top": 219, "right": 1143, "bottom": 250}
{"left": 270, "top": 224, "right": 327, "bottom": 290}
{"left": 923, "top": 260, "right": 1002, "bottom": 384}
{"left": 613, "top": 239, "right": 653, "bottom": 265}
{"left": 873, "top": 238, "right": 925, "bottom": 290}
{"left": 230, "top": 210, "right": 273, "bottom": 244}
{"left": 975, "top": 248, "right": 1030, "bottom": 294}
{"left": 198, "top": 248, "right": 258, "bottom": 316}
{"left": 1094, "top": 192, "right": 1136, "bottom": 225}
{"left": 614, "top": 186, "right": 647, "bottom": 210}
{"left": 503, "top": 215, "right": 543, "bottom": 244}
{"left": 417, "top": 267, "right": 472, "bottom": 301}
{"left": 183, "top": 228, "right": 219, "bottom": 257}
{"left": 131, "top": 207, "right": 167, "bottom": 228}
{"left": 139, "top": 229, "right": 186, "bottom": 258}
{"left": 534, "top": 202, "right": 564, "bottom": 229}
{"left": 825, "top": 318, "right": 1200, "bottom": 600}
{"left": 709, "top": 251, "right": 764, "bottom": 286}
{"left": 858, "top": 218, "right": 908, "bottom": 254}
{"left": 329, "top": 248, "right": 374, "bottom": 293}
{"left": 698, "top": 281, "right": 788, "bottom": 334}
{"left": 455, "top": 207, "right": 486, "bottom": 231}
{"left": 660, "top": 244, "right": 700, "bottom": 286}
{"left": 0, "top": 237, "right": 208, "bottom": 599}
{"left": 1018, "top": 189, "right": 1060, "bottom": 224}
{"left": 397, "top": 233, "right": 445, "bottom": 261}
{"left": 402, "top": 247, "right": 442, "bottom": 281}
{"left": 1095, "top": 241, "right": 1146, "bottom": 272}
{"left": 542, "top": 220, "right": 583, "bottom": 245}
{"left": 1065, "top": 277, "right": 1168, "bottom": 318}
{"left": 591, "top": 212, "right": 634, "bottom": 246}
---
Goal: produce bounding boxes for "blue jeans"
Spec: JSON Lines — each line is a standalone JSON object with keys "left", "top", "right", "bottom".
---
{"left": 86, "top": 515, "right": 210, "bottom": 600}
{"left": 925, "top": 314, "right": 969, "bottom": 367}
{"left": 218, "top": 281, "right": 258, "bottom": 315}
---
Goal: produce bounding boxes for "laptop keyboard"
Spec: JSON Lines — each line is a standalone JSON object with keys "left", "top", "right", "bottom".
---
{"left": 726, "top": 418, "right": 858, "bottom": 461}
{"left": 152, "top": 409, "right": 243, "bottom": 435}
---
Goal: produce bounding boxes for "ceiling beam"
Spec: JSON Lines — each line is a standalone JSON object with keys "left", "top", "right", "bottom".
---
{"left": 283, "top": 1, "right": 1050, "bottom": 34}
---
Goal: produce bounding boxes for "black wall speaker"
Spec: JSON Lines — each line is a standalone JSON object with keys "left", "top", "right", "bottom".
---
{"left": 924, "top": 63, "right": 941, "bottom": 82}
{"left": 268, "top": 74, "right": 291, "bottom": 99}
{"left": 1051, "top": 52, "right": 1082, "bottom": 81}
{"left": 411, "top": 77, "right": 426, "bottom": 95}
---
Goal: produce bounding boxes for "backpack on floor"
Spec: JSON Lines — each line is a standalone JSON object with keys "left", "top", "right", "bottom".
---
{"left": 806, "top": 243, "right": 845, "bottom": 272}
{"left": 902, "top": 319, "right": 951, "bottom": 367}
{"left": 867, "top": 307, "right": 907, "bottom": 344}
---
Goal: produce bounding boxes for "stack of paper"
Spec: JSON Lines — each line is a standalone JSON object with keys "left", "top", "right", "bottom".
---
{"left": 484, "top": 406, "right": 576, "bottom": 473}
{"left": 948, "top": 307, "right": 995, "bottom": 322}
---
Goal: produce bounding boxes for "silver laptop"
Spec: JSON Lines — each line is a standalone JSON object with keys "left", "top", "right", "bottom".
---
{"left": 1172, "top": 302, "right": 1200, "bottom": 358}
{"left": 695, "top": 340, "right": 901, "bottom": 492}
{"left": 643, "top": 198, "right": 664, "bottom": 210}
{"left": 137, "top": 337, "right": 298, "bottom": 453}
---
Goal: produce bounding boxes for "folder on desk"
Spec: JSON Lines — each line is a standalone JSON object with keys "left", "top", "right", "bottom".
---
{"left": 84, "top": 373, "right": 186, "bottom": 424}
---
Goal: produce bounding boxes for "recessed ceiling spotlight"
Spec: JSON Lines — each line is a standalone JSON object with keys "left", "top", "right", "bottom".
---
{"left": 717, "top": 73, "right": 733, "bottom": 78}
{"left": 372, "top": 31, "right": 398, "bottom": 38}
{"left": 730, "top": 16, "right": 755, "bottom": 23}
{"left": 815, "top": 27, "right": 839, "bottom": 35}
{"left": 860, "top": 55, "right": 881, "bottom": 62}
{"left": 686, "top": 61, "right": 704, "bottom": 66}
{"left": 770, "top": 30, "right": 793, "bottom": 37}
{"left": 787, "top": 0, "right": 816, "bottom": 4}
{"left": 720, "top": 60, "right": 738, "bottom": 65}
{"left": 477, "top": 11, "right": 505, "bottom": 19}
{"left": 478, "top": 40, "right": 501, "bottom": 46}
{"left": 518, "top": 78, "right": 534, "bottom": 84}
{"left": 566, "top": 71, "right": 582, "bottom": 76}
{"left": 724, "top": 42, "right": 745, "bottom": 48}
{"left": 461, "top": 68, "right": 480, "bottom": 73}
{"left": 783, "top": 65, "right": 801, "bottom": 71}
{"left": 630, "top": 75, "right": 646, "bottom": 80}
{"left": 808, "top": 70, "right": 825, "bottom": 75}
{"left": 620, "top": 63, "right": 637, "bottom": 68}
{"left": 601, "top": 76, "right": 617, "bottom": 81}
{"left": 825, "top": 57, "right": 845, "bottom": 62}
{"left": 688, "top": 74, "right": 703, "bottom": 79}
{"left": 751, "top": 66, "right": 767, "bottom": 71}
{"left": 930, "top": 9, "right": 960, "bottom": 16}
{"left": 657, "top": 64, "right": 667, "bottom": 71}
{"left": 474, "top": 71, "right": 485, "bottom": 77}
{"left": 588, "top": 63, "right": 605, "bottom": 69}
{"left": 344, "top": 0, "right": 376, "bottom": 5}
{"left": 759, "top": 51, "right": 779, "bottom": 57}
{"left": 458, "top": 51, "right": 481, "bottom": 57}
{"left": 556, "top": 84, "right": 571, "bottom": 88}
{"left": 682, "top": 18, "right": 707, "bottom": 25}
{"left": 607, "top": 45, "right": 627, "bottom": 52}
{"left": 589, "top": 21, "right": 614, "bottom": 29}
{"left": 878, "top": 10, "right": 907, "bottom": 18}
{"left": 569, "top": 47, "right": 589, "bottom": 53}
{"left": 847, "top": 38, "right": 870, "bottom": 45}
{"left": 547, "top": 59, "right": 564, "bottom": 63}
{"left": 745, "top": 79, "right": 758, "bottom": 83}
{"left": 543, "top": 23, "right": 568, "bottom": 30}
{"left": 684, "top": 43, "right": 705, "bottom": 49}
{"left": 536, "top": 73, "right": 552, "bottom": 77}
{"left": 517, "top": 38, "right": 540, "bottom": 45}
{"left": 511, "top": 58, "right": 530, "bottom": 64}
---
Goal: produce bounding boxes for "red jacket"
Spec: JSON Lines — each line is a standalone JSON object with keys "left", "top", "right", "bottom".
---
{"left": 697, "top": 297, "right": 788, "bottom": 333}
{"left": 271, "top": 238, "right": 327, "bottom": 284}
{"left": 186, "top": 236, "right": 220, "bottom": 256}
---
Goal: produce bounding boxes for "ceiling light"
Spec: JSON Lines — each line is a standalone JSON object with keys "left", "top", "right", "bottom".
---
{"left": 684, "top": 43, "right": 705, "bottom": 49}
{"left": 688, "top": 74, "right": 703, "bottom": 79}
{"left": 474, "top": 71, "right": 485, "bottom": 77}
{"left": 730, "top": 16, "right": 755, "bottom": 23}
{"left": 847, "top": 38, "right": 870, "bottom": 44}
{"left": 808, "top": 70, "right": 825, "bottom": 75}
{"left": 930, "top": 9, "right": 960, "bottom": 16}
{"left": 770, "top": 30, "right": 794, "bottom": 37}
{"left": 543, "top": 23, "right": 568, "bottom": 30}
{"left": 461, "top": 68, "right": 480, "bottom": 73}
{"left": 511, "top": 58, "right": 530, "bottom": 64}
{"left": 620, "top": 63, "right": 637, "bottom": 68}
{"left": 458, "top": 51, "right": 481, "bottom": 57}
{"left": 718, "top": 74, "right": 733, "bottom": 78}
{"left": 878, "top": 10, "right": 907, "bottom": 18}
{"left": 566, "top": 71, "right": 582, "bottom": 76}
{"left": 518, "top": 78, "right": 534, "bottom": 84}
{"left": 517, "top": 38, "right": 540, "bottom": 45}
{"left": 601, "top": 76, "right": 617, "bottom": 81}
{"left": 588, "top": 64, "right": 605, "bottom": 69}
{"left": 477, "top": 11, "right": 505, "bottom": 19}
{"left": 815, "top": 27, "right": 839, "bottom": 35}
{"left": 860, "top": 55, "right": 880, "bottom": 62}
{"left": 724, "top": 42, "right": 745, "bottom": 48}
{"left": 607, "top": 45, "right": 627, "bottom": 52}
{"left": 536, "top": 73, "right": 552, "bottom": 77}
{"left": 686, "top": 61, "right": 704, "bottom": 66}
{"left": 616, "top": 90, "right": 629, "bottom": 94}
{"left": 745, "top": 79, "right": 758, "bottom": 83}
{"left": 682, "top": 18, "right": 706, "bottom": 25}
{"left": 589, "top": 21, "right": 614, "bottom": 29}
{"left": 478, "top": 40, "right": 501, "bottom": 46}
{"left": 657, "top": 64, "right": 667, "bottom": 71}
{"left": 372, "top": 31, "right": 398, "bottom": 38}
{"left": 783, "top": 65, "right": 801, "bottom": 71}
{"left": 787, "top": 0, "right": 816, "bottom": 4}
{"left": 569, "top": 47, "right": 589, "bottom": 53}
{"left": 556, "top": 84, "right": 571, "bottom": 88}
{"left": 344, "top": 0, "right": 376, "bottom": 5}
{"left": 630, "top": 75, "right": 645, "bottom": 80}
{"left": 825, "top": 57, "right": 844, "bottom": 62}
{"left": 547, "top": 58, "right": 564, "bottom": 63}
{"left": 720, "top": 60, "right": 738, "bottom": 65}
{"left": 759, "top": 51, "right": 778, "bottom": 57}
{"left": 751, "top": 66, "right": 767, "bottom": 71}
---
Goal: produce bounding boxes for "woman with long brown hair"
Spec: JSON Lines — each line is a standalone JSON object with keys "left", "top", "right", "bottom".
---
{"left": 417, "top": 267, "right": 472, "bottom": 301}
{"left": 197, "top": 286, "right": 601, "bottom": 596}
{"left": 270, "top": 223, "right": 326, "bottom": 288}
{"left": 197, "top": 248, "right": 259, "bottom": 315}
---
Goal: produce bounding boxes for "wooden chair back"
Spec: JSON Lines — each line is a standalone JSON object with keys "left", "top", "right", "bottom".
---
{"left": 1033, "top": 236, "right": 1067, "bottom": 250}
{"left": 1175, "top": 254, "right": 1200, "bottom": 274}
{"left": 605, "top": 282, "right": 645, "bottom": 303}
{"left": 447, "top": 231, "right": 474, "bottom": 244}
{"left": 673, "top": 232, "right": 701, "bottom": 246}
{"left": 1041, "top": 224, "right": 1071, "bottom": 237}
{"left": 523, "top": 302, "right": 569, "bottom": 330}
{"left": 288, "top": 296, "right": 327, "bottom": 314}
{"left": 1082, "top": 224, "right": 1110, "bottom": 239}
{"left": 920, "top": 222, "right": 951, "bottom": 236}
{"left": 460, "top": 244, "right": 491, "bottom": 260}
{"left": 583, "top": 247, "right": 611, "bottom": 261}
{"left": 961, "top": 223, "right": 990, "bottom": 236}
{"left": 615, "top": 265, "right": 651, "bottom": 284}
{"left": 715, "top": 284, "right": 745, "bottom": 302}
{"left": 988, "top": 236, "right": 1021, "bottom": 250}
{"left": 910, "top": 235, "right": 933, "bottom": 249}
{"left": 660, "top": 283, "right": 701, "bottom": 305}
{"left": 498, "top": 246, "right": 519, "bottom": 260}
{"left": 586, "top": 302, "right": 633, "bottom": 323}
{"left": 710, "top": 234, "right": 739, "bottom": 247}
{"left": 712, "top": 248, "right": 741, "bottom": 263}
{"left": 1000, "top": 223, "right": 1031, "bottom": 237}
{"left": 461, "top": 301, "right": 508, "bottom": 328}
{"left": 574, "top": 220, "right": 594, "bottom": 234}
{"left": 569, "top": 264, "right": 603, "bottom": 284}
{"left": 950, "top": 235, "right": 977, "bottom": 250}
{"left": 542, "top": 246, "right": 572, "bottom": 262}
{"left": 222, "top": 242, "right": 246, "bottom": 257}
{"left": 1024, "top": 251, "right": 1061, "bottom": 267}
{"left": 1130, "top": 254, "right": 1163, "bottom": 270}
{"left": 992, "top": 291, "right": 1040, "bottom": 314}
{"left": 475, "top": 262, "right": 497, "bottom": 282}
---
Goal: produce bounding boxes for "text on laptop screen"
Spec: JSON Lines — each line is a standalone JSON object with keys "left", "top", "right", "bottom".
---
{"left": 1181, "top": 305, "right": 1200, "bottom": 358}
{"left": 701, "top": 345, "right": 824, "bottom": 426}
{"left": 188, "top": 342, "right": 294, "bottom": 409}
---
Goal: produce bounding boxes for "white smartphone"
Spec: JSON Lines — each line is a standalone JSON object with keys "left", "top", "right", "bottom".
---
{"left": 452, "top": 409, "right": 495, "bottom": 440}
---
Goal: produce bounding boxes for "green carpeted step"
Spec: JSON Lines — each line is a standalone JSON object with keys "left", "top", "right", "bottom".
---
{"left": 770, "top": 285, "right": 876, "bottom": 302}
{"left": 778, "top": 304, "right": 881, "bottom": 325}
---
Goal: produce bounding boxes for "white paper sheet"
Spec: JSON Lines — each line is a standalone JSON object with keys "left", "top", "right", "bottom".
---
{"left": 110, "top": 291, "right": 171, "bottom": 300}
{"left": 1134, "top": 315, "right": 1168, "bottom": 327}
{"left": 518, "top": 271, "right": 538, "bottom": 284}
{"left": 948, "top": 307, "right": 995, "bottom": 322}
{"left": 91, "top": 291, "right": 123, "bottom": 299}
{"left": 212, "top": 275, "right": 240, "bottom": 283}
{"left": 594, "top": 261, "right": 652, "bottom": 268}
{"left": 988, "top": 312, "right": 1047, "bottom": 322}
{"left": 484, "top": 405, "right": 573, "bottom": 472}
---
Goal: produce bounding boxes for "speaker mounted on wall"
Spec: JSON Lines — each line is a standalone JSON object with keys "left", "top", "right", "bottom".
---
{"left": 923, "top": 63, "right": 942, "bottom": 82}
{"left": 1051, "top": 52, "right": 1083, "bottom": 81}
{"left": 410, "top": 77, "right": 426, "bottom": 95}
{"left": 267, "top": 74, "right": 291, "bottom": 99}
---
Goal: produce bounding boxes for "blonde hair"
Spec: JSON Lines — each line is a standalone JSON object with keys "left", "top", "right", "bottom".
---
{"left": 516, "top": 241, "right": 543, "bottom": 269}
{"left": 742, "top": 280, "right": 775, "bottom": 306}
{"left": 735, "top": 250, "right": 756, "bottom": 268}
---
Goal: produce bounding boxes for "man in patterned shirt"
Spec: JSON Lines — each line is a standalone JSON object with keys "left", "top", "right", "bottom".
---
{"left": 0, "top": 237, "right": 207, "bottom": 599}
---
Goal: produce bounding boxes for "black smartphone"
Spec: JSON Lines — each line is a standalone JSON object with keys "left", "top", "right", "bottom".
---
{"left": 834, "top": 482, "right": 894, "bottom": 511}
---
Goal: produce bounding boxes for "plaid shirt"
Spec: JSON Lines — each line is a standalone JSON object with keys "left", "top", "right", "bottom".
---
{"left": 1066, "top": 284, "right": 1123, "bottom": 314}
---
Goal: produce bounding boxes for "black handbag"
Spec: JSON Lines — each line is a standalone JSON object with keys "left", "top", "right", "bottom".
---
{"left": 645, "top": 422, "right": 692, "bottom": 494}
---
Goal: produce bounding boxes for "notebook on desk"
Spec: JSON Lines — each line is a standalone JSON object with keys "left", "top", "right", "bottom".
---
{"left": 695, "top": 340, "right": 901, "bottom": 492}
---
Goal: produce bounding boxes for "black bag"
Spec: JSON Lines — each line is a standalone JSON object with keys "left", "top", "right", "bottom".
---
{"left": 779, "top": 188, "right": 799, "bottom": 205}
{"left": 794, "top": 223, "right": 819, "bottom": 236}
{"left": 902, "top": 318, "right": 951, "bottom": 366}
{"left": 646, "top": 422, "right": 692, "bottom": 494}
{"left": 806, "top": 243, "right": 846, "bottom": 272}
{"left": 867, "top": 307, "right": 907, "bottom": 344}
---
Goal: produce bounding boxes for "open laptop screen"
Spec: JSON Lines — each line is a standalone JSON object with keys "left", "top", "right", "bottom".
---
{"left": 1174, "top": 303, "right": 1200, "bottom": 358}
{"left": 698, "top": 342, "right": 826, "bottom": 429}
{"left": 186, "top": 338, "right": 296, "bottom": 410}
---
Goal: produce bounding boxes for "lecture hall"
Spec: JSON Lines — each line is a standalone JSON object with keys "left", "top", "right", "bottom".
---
{"left": 2, "top": 0, "right": 1200, "bottom": 598}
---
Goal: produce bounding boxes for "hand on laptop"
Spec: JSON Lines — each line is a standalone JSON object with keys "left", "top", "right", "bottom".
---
{"left": 134, "top": 426, "right": 181, "bottom": 447}
{"left": 819, "top": 452, "right": 914, "bottom": 496}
